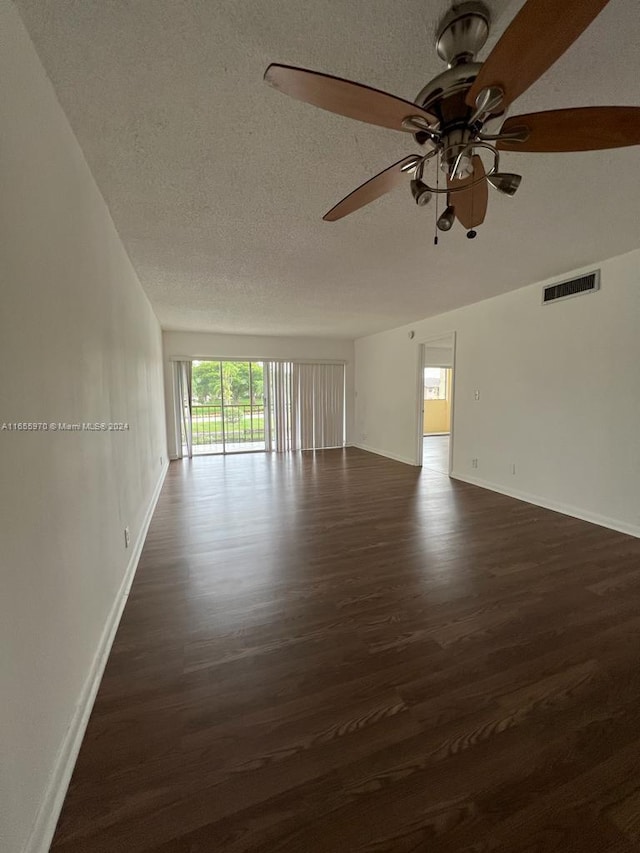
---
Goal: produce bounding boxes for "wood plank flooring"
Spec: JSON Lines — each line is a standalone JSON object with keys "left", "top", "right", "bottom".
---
{"left": 51, "top": 448, "right": 640, "bottom": 852}
{"left": 423, "top": 434, "right": 450, "bottom": 475}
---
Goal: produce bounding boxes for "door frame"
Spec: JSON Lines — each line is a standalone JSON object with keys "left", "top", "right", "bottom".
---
{"left": 415, "top": 332, "right": 457, "bottom": 474}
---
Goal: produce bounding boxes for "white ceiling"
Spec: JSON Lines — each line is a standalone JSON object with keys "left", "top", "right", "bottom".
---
{"left": 14, "top": 0, "right": 640, "bottom": 338}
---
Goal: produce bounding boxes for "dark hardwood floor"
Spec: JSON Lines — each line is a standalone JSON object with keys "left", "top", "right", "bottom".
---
{"left": 423, "top": 434, "right": 450, "bottom": 475}
{"left": 51, "top": 448, "right": 640, "bottom": 852}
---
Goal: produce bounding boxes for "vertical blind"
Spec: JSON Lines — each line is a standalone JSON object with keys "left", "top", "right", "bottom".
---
{"left": 173, "top": 360, "right": 193, "bottom": 458}
{"left": 265, "top": 361, "right": 345, "bottom": 452}
{"left": 265, "top": 361, "right": 294, "bottom": 452}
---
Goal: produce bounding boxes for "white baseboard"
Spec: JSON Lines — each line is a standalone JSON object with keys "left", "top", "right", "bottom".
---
{"left": 25, "top": 461, "right": 169, "bottom": 853}
{"left": 353, "top": 442, "right": 418, "bottom": 467}
{"left": 451, "top": 471, "right": 640, "bottom": 539}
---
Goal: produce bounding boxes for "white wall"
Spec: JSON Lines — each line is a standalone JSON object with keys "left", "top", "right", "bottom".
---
{"left": 163, "top": 331, "right": 355, "bottom": 456}
{"left": 0, "top": 3, "right": 167, "bottom": 851}
{"left": 355, "top": 251, "right": 640, "bottom": 536}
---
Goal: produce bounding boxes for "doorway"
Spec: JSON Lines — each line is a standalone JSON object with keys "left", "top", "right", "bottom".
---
{"left": 416, "top": 333, "right": 455, "bottom": 474}
{"left": 190, "top": 360, "right": 265, "bottom": 455}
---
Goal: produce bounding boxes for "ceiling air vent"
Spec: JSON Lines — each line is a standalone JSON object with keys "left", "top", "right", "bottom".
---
{"left": 542, "top": 270, "right": 600, "bottom": 305}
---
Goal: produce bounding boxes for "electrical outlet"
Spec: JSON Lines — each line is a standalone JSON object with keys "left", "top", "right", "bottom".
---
{"left": 511, "top": 463, "right": 516, "bottom": 475}
{"left": 473, "top": 390, "right": 480, "bottom": 401}
{"left": 124, "top": 526, "right": 130, "bottom": 548}
{"left": 160, "top": 455, "right": 163, "bottom": 466}
{"left": 472, "top": 458, "right": 478, "bottom": 469}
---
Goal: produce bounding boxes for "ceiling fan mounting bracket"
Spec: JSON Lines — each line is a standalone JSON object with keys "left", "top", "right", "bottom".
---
{"left": 479, "top": 125, "right": 531, "bottom": 143}
{"left": 401, "top": 116, "right": 441, "bottom": 139}
{"left": 436, "top": 2, "right": 491, "bottom": 67}
{"left": 468, "top": 85, "right": 505, "bottom": 125}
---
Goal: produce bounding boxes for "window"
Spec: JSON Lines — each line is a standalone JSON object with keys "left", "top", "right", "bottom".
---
{"left": 424, "top": 367, "right": 448, "bottom": 400}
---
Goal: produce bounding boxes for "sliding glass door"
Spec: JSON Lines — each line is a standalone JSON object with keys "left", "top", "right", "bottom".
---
{"left": 178, "top": 359, "right": 346, "bottom": 457}
{"left": 190, "top": 360, "right": 265, "bottom": 455}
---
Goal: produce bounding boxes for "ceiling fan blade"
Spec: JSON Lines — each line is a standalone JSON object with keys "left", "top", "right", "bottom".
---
{"left": 447, "top": 155, "right": 488, "bottom": 229}
{"left": 466, "top": 0, "right": 611, "bottom": 111}
{"left": 264, "top": 64, "right": 437, "bottom": 132}
{"left": 323, "top": 156, "right": 419, "bottom": 222}
{"left": 497, "top": 107, "right": 640, "bottom": 152}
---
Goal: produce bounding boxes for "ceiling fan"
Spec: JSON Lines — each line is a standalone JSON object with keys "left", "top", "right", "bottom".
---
{"left": 264, "top": 0, "right": 640, "bottom": 236}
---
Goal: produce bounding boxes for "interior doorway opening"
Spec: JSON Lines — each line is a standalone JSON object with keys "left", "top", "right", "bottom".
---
{"left": 423, "top": 366, "right": 452, "bottom": 475}
{"left": 417, "top": 334, "right": 455, "bottom": 474}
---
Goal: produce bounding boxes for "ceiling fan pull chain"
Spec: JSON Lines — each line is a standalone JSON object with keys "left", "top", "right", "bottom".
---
{"left": 468, "top": 164, "right": 478, "bottom": 238}
{"left": 434, "top": 161, "right": 440, "bottom": 246}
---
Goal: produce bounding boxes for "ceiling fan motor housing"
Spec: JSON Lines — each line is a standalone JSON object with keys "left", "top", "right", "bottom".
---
{"left": 414, "top": 3, "right": 501, "bottom": 147}
{"left": 414, "top": 61, "right": 504, "bottom": 148}
{"left": 415, "top": 62, "right": 481, "bottom": 114}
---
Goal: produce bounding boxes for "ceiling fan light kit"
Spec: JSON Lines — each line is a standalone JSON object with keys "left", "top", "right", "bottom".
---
{"left": 264, "top": 0, "right": 640, "bottom": 235}
{"left": 487, "top": 172, "right": 522, "bottom": 196}
{"left": 437, "top": 205, "right": 456, "bottom": 232}
{"left": 410, "top": 179, "right": 433, "bottom": 206}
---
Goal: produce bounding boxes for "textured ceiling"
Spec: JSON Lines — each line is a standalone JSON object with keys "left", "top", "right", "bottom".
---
{"left": 14, "top": 0, "right": 640, "bottom": 338}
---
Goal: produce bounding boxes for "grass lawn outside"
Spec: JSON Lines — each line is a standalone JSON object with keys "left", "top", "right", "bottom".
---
{"left": 192, "top": 411, "right": 265, "bottom": 445}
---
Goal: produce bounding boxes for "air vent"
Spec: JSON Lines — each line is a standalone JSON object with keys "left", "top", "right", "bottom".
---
{"left": 542, "top": 270, "right": 600, "bottom": 305}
